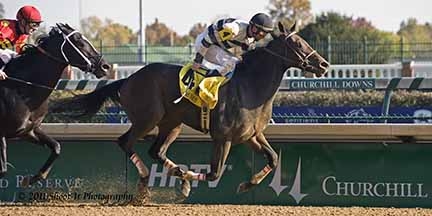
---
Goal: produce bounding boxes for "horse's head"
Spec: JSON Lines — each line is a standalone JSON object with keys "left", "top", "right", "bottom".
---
{"left": 38, "top": 23, "right": 110, "bottom": 78}
{"left": 267, "top": 22, "right": 329, "bottom": 77}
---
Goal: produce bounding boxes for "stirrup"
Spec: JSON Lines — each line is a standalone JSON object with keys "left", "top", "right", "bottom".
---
{"left": 206, "top": 69, "right": 221, "bottom": 77}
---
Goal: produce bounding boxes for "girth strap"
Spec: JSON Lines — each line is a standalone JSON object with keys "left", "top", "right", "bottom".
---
{"left": 201, "top": 106, "right": 210, "bottom": 133}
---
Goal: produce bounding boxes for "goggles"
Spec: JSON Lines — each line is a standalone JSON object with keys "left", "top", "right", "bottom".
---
{"left": 27, "top": 21, "right": 41, "bottom": 28}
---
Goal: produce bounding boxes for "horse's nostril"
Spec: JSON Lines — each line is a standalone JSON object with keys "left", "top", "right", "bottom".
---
{"left": 102, "top": 64, "right": 111, "bottom": 71}
{"left": 320, "top": 61, "right": 330, "bottom": 69}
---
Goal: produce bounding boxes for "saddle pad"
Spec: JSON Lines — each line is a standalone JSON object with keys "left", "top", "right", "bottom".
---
{"left": 179, "top": 63, "right": 226, "bottom": 109}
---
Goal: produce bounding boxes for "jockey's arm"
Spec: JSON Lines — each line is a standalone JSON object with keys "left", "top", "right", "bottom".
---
{"left": 0, "top": 49, "right": 18, "bottom": 80}
{"left": 193, "top": 21, "right": 241, "bottom": 70}
{"left": 0, "top": 49, "right": 18, "bottom": 64}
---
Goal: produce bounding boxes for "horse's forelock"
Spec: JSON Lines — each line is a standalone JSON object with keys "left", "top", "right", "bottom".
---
{"left": 53, "top": 23, "right": 75, "bottom": 36}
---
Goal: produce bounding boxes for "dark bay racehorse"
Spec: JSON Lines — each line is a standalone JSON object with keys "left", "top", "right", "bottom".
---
{"left": 0, "top": 23, "right": 110, "bottom": 185}
{"left": 53, "top": 22, "right": 329, "bottom": 197}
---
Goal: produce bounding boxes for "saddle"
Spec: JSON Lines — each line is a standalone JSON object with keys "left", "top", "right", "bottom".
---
{"left": 178, "top": 63, "right": 228, "bottom": 109}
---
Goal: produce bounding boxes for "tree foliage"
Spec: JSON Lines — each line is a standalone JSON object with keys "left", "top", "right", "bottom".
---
{"left": 80, "top": 16, "right": 137, "bottom": 46}
{"left": 267, "top": 0, "right": 313, "bottom": 30}
{"left": 300, "top": 12, "right": 400, "bottom": 64}
{"left": 398, "top": 18, "right": 432, "bottom": 42}
{"left": 146, "top": 18, "right": 190, "bottom": 46}
{"left": 188, "top": 23, "right": 207, "bottom": 40}
{"left": 397, "top": 18, "right": 432, "bottom": 61}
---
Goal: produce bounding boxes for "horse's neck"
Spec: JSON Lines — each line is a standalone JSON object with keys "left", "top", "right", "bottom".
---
{"left": 231, "top": 51, "right": 286, "bottom": 106}
{"left": 10, "top": 52, "right": 65, "bottom": 87}
{"left": 7, "top": 52, "right": 66, "bottom": 109}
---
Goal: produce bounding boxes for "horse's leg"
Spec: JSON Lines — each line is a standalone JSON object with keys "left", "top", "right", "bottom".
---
{"left": 148, "top": 123, "right": 190, "bottom": 196}
{"left": 0, "top": 136, "right": 7, "bottom": 178}
{"left": 148, "top": 123, "right": 182, "bottom": 169}
{"left": 180, "top": 139, "right": 232, "bottom": 185}
{"left": 117, "top": 124, "right": 156, "bottom": 202}
{"left": 237, "top": 133, "right": 278, "bottom": 193}
{"left": 22, "top": 127, "right": 61, "bottom": 186}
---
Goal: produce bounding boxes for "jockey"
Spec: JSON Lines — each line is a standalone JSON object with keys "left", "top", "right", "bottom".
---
{"left": 0, "top": 5, "right": 42, "bottom": 80}
{"left": 191, "top": 13, "right": 273, "bottom": 77}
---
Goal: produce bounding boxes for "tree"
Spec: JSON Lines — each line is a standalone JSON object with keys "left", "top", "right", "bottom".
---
{"left": 300, "top": 12, "right": 399, "bottom": 64}
{"left": 146, "top": 18, "right": 189, "bottom": 46}
{"left": 267, "top": 0, "right": 313, "bottom": 30}
{"left": 80, "top": 16, "right": 137, "bottom": 46}
{"left": 80, "top": 16, "right": 103, "bottom": 44}
{"left": 397, "top": 18, "right": 432, "bottom": 61}
{"left": 398, "top": 18, "right": 432, "bottom": 42}
{"left": 188, "top": 23, "right": 207, "bottom": 40}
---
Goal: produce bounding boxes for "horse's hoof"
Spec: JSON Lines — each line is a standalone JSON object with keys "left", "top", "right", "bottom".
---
{"left": 20, "top": 175, "right": 42, "bottom": 187}
{"left": 237, "top": 181, "right": 256, "bottom": 194}
{"left": 180, "top": 179, "right": 191, "bottom": 197}
{"left": 20, "top": 176, "right": 32, "bottom": 187}
{"left": 134, "top": 177, "right": 151, "bottom": 205}
{"left": 29, "top": 174, "right": 43, "bottom": 185}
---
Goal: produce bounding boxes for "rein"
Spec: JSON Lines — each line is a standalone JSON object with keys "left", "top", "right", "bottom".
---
{"left": 4, "top": 46, "right": 68, "bottom": 91}
{"left": 37, "top": 46, "right": 68, "bottom": 65}
{"left": 5, "top": 28, "right": 100, "bottom": 92}
{"left": 6, "top": 77, "right": 56, "bottom": 91}
{"left": 263, "top": 31, "right": 316, "bottom": 70}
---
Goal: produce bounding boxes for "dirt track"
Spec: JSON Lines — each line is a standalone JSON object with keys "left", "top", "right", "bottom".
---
{"left": 1, "top": 204, "right": 431, "bottom": 216}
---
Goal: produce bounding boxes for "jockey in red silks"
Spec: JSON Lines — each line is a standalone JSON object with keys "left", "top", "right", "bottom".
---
{"left": 191, "top": 13, "right": 274, "bottom": 77}
{"left": 0, "top": 5, "right": 42, "bottom": 80}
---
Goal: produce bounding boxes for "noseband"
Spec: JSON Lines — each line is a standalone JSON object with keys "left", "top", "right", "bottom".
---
{"left": 263, "top": 31, "right": 316, "bottom": 70}
{"left": 37, "top": 29, "right": 103, "bottom": 72}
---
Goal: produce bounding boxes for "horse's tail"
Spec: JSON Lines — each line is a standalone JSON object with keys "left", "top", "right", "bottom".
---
{"left": 51, "top": 79, "right": 126, "bottom": 117}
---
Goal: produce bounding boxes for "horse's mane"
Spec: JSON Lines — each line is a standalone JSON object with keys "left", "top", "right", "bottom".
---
{"left": 11, "top": 27, "right": 60, "bottom": 63}
{"left": 19, "top": 45, "right": 38, "bottom": 56}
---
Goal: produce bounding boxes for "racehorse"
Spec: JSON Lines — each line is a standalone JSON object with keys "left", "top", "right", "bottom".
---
{"left": 0, "top": 23, "right": 110, "bottom": 185}
{"left": 53, "top": 22, "right": 329, "bottom": 198}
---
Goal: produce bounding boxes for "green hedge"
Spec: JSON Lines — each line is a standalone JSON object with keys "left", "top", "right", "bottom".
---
{"left": 274, "top": 90, "right": 432, "bottom": 107}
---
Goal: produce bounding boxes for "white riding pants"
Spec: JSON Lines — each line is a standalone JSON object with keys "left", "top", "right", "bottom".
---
{"left": 194, "top": 32, "right": 239, "bottom": 76}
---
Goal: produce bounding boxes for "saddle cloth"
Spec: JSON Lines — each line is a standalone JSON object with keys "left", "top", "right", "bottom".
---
{"left": 179, "top": 63, "right": 227, "bottom": 109}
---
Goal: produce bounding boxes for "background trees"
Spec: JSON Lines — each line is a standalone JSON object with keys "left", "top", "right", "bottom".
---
{"left": 267, "top": 0, "right": 313, "bottom": 30}
{"left": 2, "top": 1, "right": 430, "bottom": 64}
{"left": 80, "top": 16, "right": 137, "bottom": 46}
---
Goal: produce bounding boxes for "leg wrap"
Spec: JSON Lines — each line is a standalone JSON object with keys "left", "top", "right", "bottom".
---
{"left": 184, "top": 171, "right": 206, "bottom": 181}
{"left": 0, "top": 138, "right": 6, "bottom": 174}
{"left": 130, "top": 153, "right": 149, "bottom": 177}
{"left": 250, "top": 165, "right": 272, "bottom": 185}
{"left": 163, "top": 159, "right": 177, "bottom": 170}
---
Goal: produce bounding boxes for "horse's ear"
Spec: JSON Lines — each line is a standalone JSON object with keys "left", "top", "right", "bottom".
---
{"left": 65, "top": 23, "right": 74, "bottom": 31}
{"left": 277, "top": 22, "right": 286, "bottom": 34}
{"left": 290, "top": 21, "right": 297, "bottom": 32}
{"left": 56, "top": 23, "right": 64, "bottom": 33}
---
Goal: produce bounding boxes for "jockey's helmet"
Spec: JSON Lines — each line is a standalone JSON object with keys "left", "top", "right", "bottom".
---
{"left": 16, "top": 5, "right": 42, "bottom": 23}
{"left": 249, "top": 13, "right": 273, "bottom": 33}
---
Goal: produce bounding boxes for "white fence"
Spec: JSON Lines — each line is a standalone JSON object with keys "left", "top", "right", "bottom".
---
{"left": 70, "top": 62, "right": 432, "bottom": 80}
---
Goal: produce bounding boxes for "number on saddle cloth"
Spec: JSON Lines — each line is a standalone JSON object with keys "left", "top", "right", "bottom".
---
{"left": 177, "top": 63, "right": 227, "bottom": 109}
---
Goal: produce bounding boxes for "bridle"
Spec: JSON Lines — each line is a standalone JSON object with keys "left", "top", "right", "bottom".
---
{"left": 37, "top": 28, "right": 103, "bottom": 73}
{"left": 7, "top": 27, "right": 103, "bottom": 91}
{"left": 263, "top": 31, "right": 316, "bottom": 70}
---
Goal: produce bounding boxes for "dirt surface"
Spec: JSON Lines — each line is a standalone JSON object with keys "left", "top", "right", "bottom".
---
{"left": 0, "top": 204, "right": 431, "bottom": 216}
